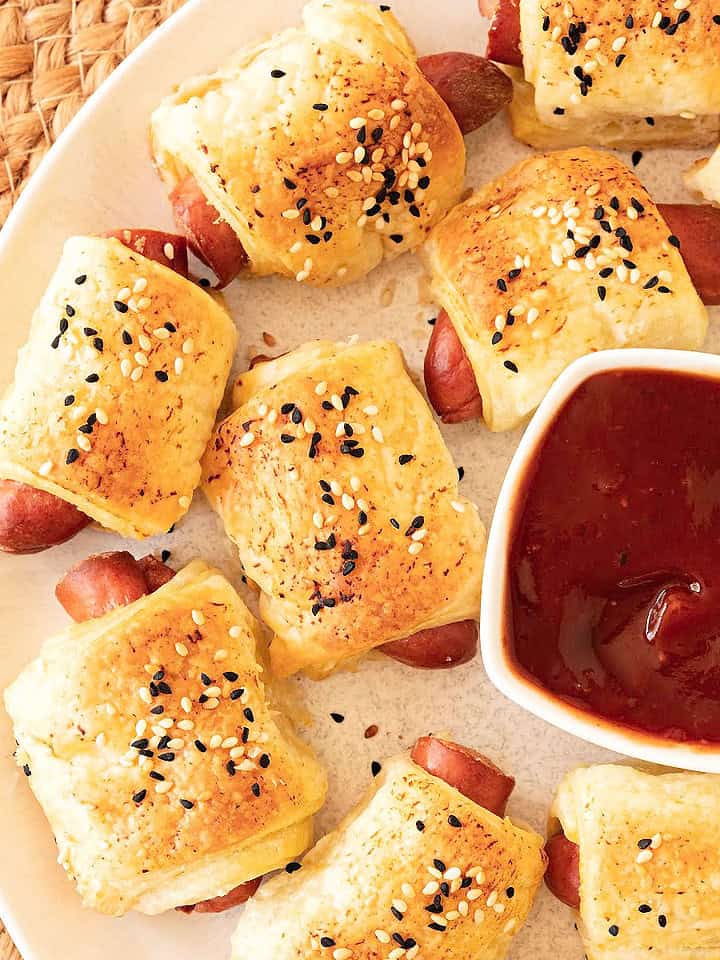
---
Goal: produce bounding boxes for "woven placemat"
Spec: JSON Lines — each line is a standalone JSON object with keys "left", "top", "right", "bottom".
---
{"left": 0, "top": 3, "right": 189, "bottom": 951}
{"left": 0, "top": 0, "right": 187, "bottom": 227}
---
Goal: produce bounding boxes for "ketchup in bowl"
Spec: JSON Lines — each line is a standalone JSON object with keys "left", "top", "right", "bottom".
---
{"left": 508, "top": 368, "right": 720, "bottom": 743}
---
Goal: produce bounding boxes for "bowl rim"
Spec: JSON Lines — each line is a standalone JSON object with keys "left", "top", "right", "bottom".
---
{"left": 480, "top": 347, "right": 720, "bottom": 773}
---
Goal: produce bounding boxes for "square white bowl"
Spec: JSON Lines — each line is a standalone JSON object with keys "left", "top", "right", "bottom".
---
{"left": 481, "top": 347, "right": 720, "bottom": 774}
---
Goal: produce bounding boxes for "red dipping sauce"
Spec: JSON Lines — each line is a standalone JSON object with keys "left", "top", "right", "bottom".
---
{"left": 509, "top": 369, "right": 720, "bottom": 743}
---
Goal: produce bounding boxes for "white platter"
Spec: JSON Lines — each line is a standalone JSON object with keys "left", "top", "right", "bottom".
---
{"left": 0, "top": 1, "right": 717, "bottom": 958}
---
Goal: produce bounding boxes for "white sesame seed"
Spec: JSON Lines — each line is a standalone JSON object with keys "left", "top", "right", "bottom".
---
{"left": 375, "top": 930, "right": 390, "bottom": 944}
{"left": 651, "top": 833, "right": 663, "bottom": 849}
{"left": 191, "top": 609, "right": 205, "bottom": 626}
{"left": 486, "top": 891, "right": 498, "bottom": 907}
{"left": 161, "top": 242, "right": 175, "bottom": 260}
{"left": 167, "top": 738, "right": 184, "bottom": 750}
{"left": 282, "top": 208, "right": 300, "bottom": 220}
{"left": 349, "top": 116, "right": 366, "bottom": 129}
{"left": 423, "top": 881, "right": 439, "bottom": 895}
{"left": 526, "top": 307, "right": 539, "bottom": 325}
{"left": 408, "top": 542, "right": 423, "bottom": 556}
{"left": 117, "top": 287, "right": 131, "bottom": 301}
{"left": 389, "top": 950, "right": 404, "bottom": 960}
{"left": 179, "top": 495, "right": 191, "bottom": 509}
{"left": 76, "top": 434, "right": 91, "bottom": 452}
{"left": 335, "top": 152, "right": 352, "bottom": 165}
{"left": 680, "top": 110, "right": 697, "bottom": 120}
{"left": 213, "top": 649, "right": 228, "bottom": 662}
{"left": 153, "top": 327, "right": 170, "bottom": 340}
{"left": 446, "top": 910, "right": 460, "bottom": 921}
{"left": 137, "top": 297, "right": 151, "bottom": 311}
{"left": 349, "top": 475, "right": 361, "bottom": 492}
{"left": 158, "top": 718, "right": 174, "bottom": 729}
{"left": 445, "top": 867, "right": 462, "bottom": 881}
{"left": 203, "top": 698, "right": 220, "bottom": 710}
{"left": 155, "top": 781, "right": 172, "bottom": 794}
{"left": 392, "top": 899, "right": 408, "bottom": 913}
{"left": 120, "top": 358, "right": 132, "bottom": 377}
{"left": 532, "top": 205, "right": 547, "bottom": 218}
{"left": 330, "top": 394, "right": 343, "bottom": 411}
{"left": 221, "top": 736, "right": 239, "bottom": 749}
{"left": 390, "top": 114, "right": 401, "bottom": 130}
{"left": 138, "top": 687, "right": 152, "bottom": 704}
{"left": 38, "top": 460, "right": 53, "bottom": 476}
{"left": 134, "top": 352, "right": 148, "bottom": 367}
{"left": 133, "top": 277, "right": 147, "bottom": 294}
{"left": 175, "top": 642, "right": 189, "bottom": 657}
{"left": 585, "top": 36, "right": 601, "bottom": 51}
{"left": 391, "top": 98, "right": 406, "bottom": 110}
{"left": 315, "top": 381, "right": 328, "bottom": 396}
{"left": 313, "top": 512, "right": 324, "bottom": 529}
{"left": 467, "top": 889, "right": 482, "bottom": 901}
{"left": 652, "top": 10, "right": 663, "bottom": 26}
{"left": 368, "top": 108, "right": 385, "bottom": 120}
{"left": 567, "top": 260, "right": 582, "bottom": 273}
{"left": 494, "top": 902, "right": 506, "bottom": 914}
{"left": 371, "top": 426, "right": 384, "bottom": 443}
{"left": 230, "top": 746, "right": 245, "bottom": 759}
{"left": 177, "top": 719, "right": 194, "bottom": 731}
{"left": 358, "top": 524, "right": 370, "bottom": 536}
{"left": 341, "top": 493, "right": 355, "bottom": 510}
{"left": 240, "top": 431, "right": 255, "bottom": 447}
{"left": 504, "top": 918, "right": 518, "bottom": 934}
{"left": 411, "top": 529, "right": 427, "bottom": 542}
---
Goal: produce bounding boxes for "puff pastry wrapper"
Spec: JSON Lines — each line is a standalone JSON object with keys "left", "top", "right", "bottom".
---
{"left": 150, "top": 0, "right": 465, "bottom": 286}
{"left": 507, "top": 0, "right": 720, "bottom": 148}
{"left": 422, "top": 148, "right": 708, "bottom": 431}
{"left": 551, "top": 764, "right": 720, "bottom": 959}
{"left": 4, "top": 560, "right": 327, "bottom": 915}
{"left": 232, "top": 752, "right": 546, "bottom": 959}
{"left": 202, "top": 339, "right": 485, "bottom": 677}
{"left": 0, "top": 236, "right": 236, "bottom": 537}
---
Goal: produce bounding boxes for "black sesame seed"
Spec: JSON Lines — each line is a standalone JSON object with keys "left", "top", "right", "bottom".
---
{"left": 227, "top": 760, "right": 236, "bottom": 776}
{"left": 609, "top": 925, "right": 619, "bottom": 937}
{"left": 390, "top": 518, "right": 400, "bottom": 529}
{"left": 658, "top": 915, "right": 667, "bottom": 928}
{"left": 85, "top": 373, "right": 99, "bottom": 383}
{"left": 280, "top": 434, "right": 295, "bottom": 443}
{"left": 164, "top": 321, "right": 176, "bottom": 332}
{"left": 283, "top": 177, "right": 297, "bottom": 190}
{"left": 391, "top": 906, "right": 403, "bottom": 921}
{"left": 448, "top": 814, "right": 462, "bottom": 828}
{"left": 241, "top": 727, "right": 250, "bottom": 743}
{"left": 155, "top": 370, "right": 169, "bottom": 382}
{"left": 416, "top": 819, "right": 425, "bottom": 831}
{"left": 599, "top": 267, "right": 613, "bottom": 278}
{"left": 615, "top": 53, "right": 626, "bottom": 66}
{"left": 553, "top": 106, "right": 565, "bottom": 115}
{"left": 506, "top": 886, "right": 515, "bottom": 899}
{"left": 223, "top": 671, "right": 239, "bottom": 682}
{"left": 244, "top": 707, "right": 255, "bottom": 723}
{"left": 597, "top": 285, "right": 607, "bottom": 301}
{"left": 64, "top": 394, "right": 75, "bottom": 406}
{"left": 389, "top": 234, "right": 403, "bottom": 244}
{"left": 114, "top": 300, "right": 129, "bottom": 314}
{"left": 194, "top": 739, "right": 207, "bottom": 752}
{"left": 296, "top": 197, "right": 308, "bottom": 210}
{"left": 74, "top": 274, "right": 87, "bottom": 285}
{"left": 542, "top": 14, "right": 550, "bottom": 29}
{"left": 497, "top": 277, "right": 508, "bottom": 292}
{"left": 319, "top": 479, "right": 331, "bottom": 492}
{"left": 638, "top": 904, "right": 652, "bottom": 913}
{"left": 150, "top": 705, "right": 164, "bottom": 715}
{"left": 291, "top": 407, "right": 302, "bottom": 424}
{"left": 658, "top": 285, "right": 671, "bottom": 293}
{"left": 92, "top": 337, "right": 103, "bottom": 352}
{"left": 251, "top": 782, "right": 261, "bottom": 797}
{"left": 668, "top": 234, "right": 680, "bottom": 248}
{"left": 158, "top": 752, "right": 175, "bottom": 762}
{"left": 157, "top": 681, "right": 171, "bottom": 695}
{"left": 229, "top": 688, "right": 244, "bottom": 701}
{"left": 286, "top": 861, "right": 302, "bottom": 873}
{"left": 371, "top": 760, "right": 382, "bottom": 777}
{"left": 714, "top": 14, "right": 720, "bottom": 23}
{"left": 133, "top": 789, "right": 147, "bottom": 804}
{"left": 632, "top": 150, "right": 643, "bottom": 166}
{"left": 50, "top": 334, "right": 61, "bottom": 349}
{"left": 428, "top": 922, "right": 445, "bottom": 932}
{"left": 330, "top": 712, "right": 344, "bottom": 724}
{"left": 131, "top": 738, "right": 149, "bottom": 749}
{"left": 320, "top": 936, "right": 335, "bottom": 947}
{"left": 398, "top": 454, "right": 413, "bottom": 464}
{"left": 259, "top": 753, "right": 271, "bottom": 768}
{"left": 433, "top": 858, "right": 446, "bottom": 872}
{"left": 180, "top": 799, "right": 194, "bottom": 809}
{"left": 149, "top": 771, "right": 165, "bottom": 781}
{"left": 342, "top": 560, "right": 355, "bottom": 575}
{"left": 504, "top": 360, "right": 519, "bottom": 373}
{"left": 313, "top": 102, "right": 328, "bottom": 111}
{"left": 625, "top": 13, "right": 634, "bottom": 27}
{"left": 66, "top": 448, "right": 80, "bottom": 464}
{"left": 638, "top": 838, "right": 652, "bottom": 849}
{"left": 22, "top": 764, "right": 31, "bottom": 777}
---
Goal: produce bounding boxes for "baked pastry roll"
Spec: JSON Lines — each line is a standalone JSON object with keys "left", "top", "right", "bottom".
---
{"left": 0, "top": 235, "right": 236, "bottom": 541}
{"left": 4, "top": 560, "right": 327, "bottom": 916}
{"left": 422, "top": 147, "right": 708, "bottom": 431}
{"left": 202, "top": 339, "right": 485, "bottom": 677}
{"left": 685, "top": 144, "right": 720, "bottom": 204}
{"left": 498, "top": 0, "right": 720, "bottom": 148}
{"left": 546, "top": 764, "right": 720, "bottom": 959}
{"left": 150, "top": 0, "right": 465, "bottom": 287}
{"left": 231, "top": 739, "right": 546, "bottom": 960}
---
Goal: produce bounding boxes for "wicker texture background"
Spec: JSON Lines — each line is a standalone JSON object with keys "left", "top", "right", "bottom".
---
{"left": 0, "top": 1, "right": 187, "bottom": 952}
{"left": 0, "top": 0, "right": 186, "bottom": 227}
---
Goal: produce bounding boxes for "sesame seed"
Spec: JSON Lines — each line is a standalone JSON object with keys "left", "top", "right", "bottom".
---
{"left": 191, "top": 609, "right": 205, "bottom": 626}
{"left": 609, "top": 925, "right": 619, "bottom": 937}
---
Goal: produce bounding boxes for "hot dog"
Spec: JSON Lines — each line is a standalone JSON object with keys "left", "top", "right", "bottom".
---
{"left": 417, "top": 53, "right": 513, "bottom": 134}
{"left": 410, "top": 735, "right": 515, "bottom": 816}
{"left": 177, "top": 877, "right": 263, "bottom": 914}
{"left": 0, "top": 229, "right": 196, "bottom": 557}
{"left": 381, "top": 619, "right": 478, "bottom": 668}
{"left": 657, "top": 204, "right": 720, "bottom": 306}
{"left": 479, "top": 0, "right": 522, "bottom": 67}
{"left": 424, "top": 310, "right": 482, "bottom": 423}
{"left": 544, "top": 831, "right": 580, "bottom": 909}
{"left": 169, "top": 176, "right": 249, "bottom": 288}
{"left": 55, "top": 550, "right": 176, "bottom": 622}
{"left": 104, "top": 229, "right": 189, "bottom": 278}
{"left": 0, "top": 480, "right": 90, "bottom": 554}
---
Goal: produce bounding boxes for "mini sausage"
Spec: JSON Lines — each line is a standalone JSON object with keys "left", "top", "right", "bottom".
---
{"left": 0, "top": 479, "right": 91, "bottom": 555}
{"left": 56, "top": 550, "right": 176, "bottom": 622}
{"left": 381, "top": 620, "right": 477, "bottom": 668}
{"left": 479, "top": 0, "right": 523, "bottom": 67}
{"left": 410, "top": 736, "right": 515, "bottom": 816}
{"left": 417, "top": 52, "right": 512, "bottom": 135}
{"left": 170, "top": 176, "right": 248, "bottom": 288}
{"left": 657, "top": 204, "right": 720, "bottom": 306}
{"left": 104, "top": 229, "right": 189, "bottom": 278}
{"left": 424, "top": 310, "right": 482, "bottom": 423}
{"left": 177, "top": 877, "right": 263, "bottom": 914}
{"left": 544, "top": 831, "right": 580, "bottom": 909}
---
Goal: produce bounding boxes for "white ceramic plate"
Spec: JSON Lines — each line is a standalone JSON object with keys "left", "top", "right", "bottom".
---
{"left": 0, "top": 2, "right": 717, "bottom": 959}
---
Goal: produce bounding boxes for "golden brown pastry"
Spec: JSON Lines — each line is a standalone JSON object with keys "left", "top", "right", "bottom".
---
{"left": 685, "top": 144, "right": 720, "bottom": 204}
{"left": 150, "top": 0, "right": 465, "bottom": 287}
{"left": 503, "top": 0, "right": 720, "bottom": 148}
{"left": 231, "top": 741, "right": 546, "bottom": 960}
{"left": 202, "top": 339, "right": 485, "bottom": 677}
{"left": 547, "top": 764, "right": 720, "bottom": 959}
{"left": 422, "top": 148, "right": 708, "bottom": 431}
{"left": 4, "top": 560, "right": 327, "bottom": 916}
{"left": 0, "top": 235, "right": 236, "bottom": 540}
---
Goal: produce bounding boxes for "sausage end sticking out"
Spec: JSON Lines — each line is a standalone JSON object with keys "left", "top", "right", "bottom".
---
{"left": 170, "top": 176, "right": 248, "bottom": 288}
{"left": 0, "top": 479, "right": 91, "bottom": 555}
{"left": 177, "top": 876, "right": 263, "bottom": 914}
{"left": 657, "top": 204, "right": 720, "bottom": 306}
{"left": 104, "top": 229, "right": 189, "bottom": 279}
{"left": 381, "top": 620, "right": 478, "bottom": 669}
{"left": 411, "top": 736, "right": 515, "bottom": 816}
{"left": 424, "top": 310, "right": 483, "bottom": 423}
{"left": 56, "top": 551, "right": 176, "bottom": 622}
{"left": 544, "top": 832, "right": 580, "bottom": 909}
{"left": 479, "top": 0, "right": 523, "bottom": 67}
{"left": 417, "top": 52, "right": 513, "bottom": 135}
